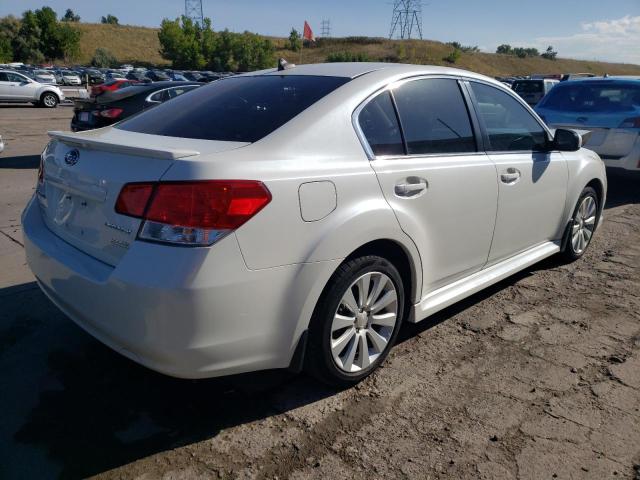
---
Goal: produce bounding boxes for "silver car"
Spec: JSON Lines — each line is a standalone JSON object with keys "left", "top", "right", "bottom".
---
{"left": 22, "top": 63, "right": 606, "bottom": 385}
{"left": 536, "top": 77, "right": 640, "bottom": 171}
{"left": 0, "top": 70, "right": 65, "bottom": 107}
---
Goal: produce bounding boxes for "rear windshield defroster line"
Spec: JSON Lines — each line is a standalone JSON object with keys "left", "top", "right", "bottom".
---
{"left": 116, "top": 75, "right": 351, "bottom": 143}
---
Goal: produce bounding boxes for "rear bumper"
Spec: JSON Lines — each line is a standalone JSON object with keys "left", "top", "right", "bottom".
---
{"left": 22, "top": 195, "right": 325, "bottom": 379}
{"left": 563, "top": 126, "right": 640, "bottom": 171}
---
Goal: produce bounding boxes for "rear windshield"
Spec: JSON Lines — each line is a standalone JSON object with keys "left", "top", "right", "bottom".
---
{"left": 116, "top": 75, "right": 350, "bottom": 142}
{"left": 512, "top": 81, "right": 543, "bottom": 94}
{"left": 538, "top": 82, "right": 640, "bottom": 112}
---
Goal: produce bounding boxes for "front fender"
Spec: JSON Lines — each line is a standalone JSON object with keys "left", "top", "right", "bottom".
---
{"left": 562, "top": 148, "right": 607, "bottom": 226}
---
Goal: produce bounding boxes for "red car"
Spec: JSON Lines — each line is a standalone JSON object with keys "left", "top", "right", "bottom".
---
{"left": 90, "top": 79, "right": 139, "bottom": 97}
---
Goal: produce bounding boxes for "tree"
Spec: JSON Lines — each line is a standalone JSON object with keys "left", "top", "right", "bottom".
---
{"left": 496, "top": 44, "right": 512, "bottom": 55}
{"left": 90, "top": 47, "right": 117, "bottom": 68}
{"left": 101, "top": 14, "right": 119, "bottom": 25}
{"left": 541, "top": 45, "right": 558, "bottom": 60}
{"left": 62, "top": 8, "right": 80, "bottom": 22}
{"left": 288, "top": 28, "right": 301, "bottom": 51}
{"left": 0, "top": 15, "right": 20, "bottom": 62}
{"left": 14, "top": 10, "right": 43, "bottom": 63}
{"left": 158, "top": 16, "right": 275, "bottom": 72}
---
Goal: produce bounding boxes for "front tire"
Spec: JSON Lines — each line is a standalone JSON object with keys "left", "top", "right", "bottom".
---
{"left": 39, "top": 92, "right": 58, "bottom": 108}
{"left": 561, "top": 186, "right": 599, "bottom": 262}
{"left": 306, "top": 255, "right": 405, "bottom": 387}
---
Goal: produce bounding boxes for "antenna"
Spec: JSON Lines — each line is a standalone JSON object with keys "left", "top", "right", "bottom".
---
{"left": 389, "top": 0, "right": 424, "bottom": 40}
{"left": 321, "top": 18, "right": 331, "bottom": 37}
{"left": 185, "top": 0, "right": 204, "bottom": 25}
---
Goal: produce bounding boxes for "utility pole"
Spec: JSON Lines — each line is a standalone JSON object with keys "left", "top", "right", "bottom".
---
{"left": 185, "top": 0, "right": 204, "bottom": 25}
{"left": 321, "top": 19, "right": 331, "bottom": 37}
{"left": 389, "top": 0, "right": 423, "bottom": 40}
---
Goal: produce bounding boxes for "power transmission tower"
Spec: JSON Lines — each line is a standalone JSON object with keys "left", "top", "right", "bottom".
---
{"left": 321, "top": 19, "right": 331, "bottom": 37}
{"left": 185, "top": 0, "right": 204, "bottom": 25}
{"left": 389, "top": 0, "right": 423, "bottom": 40}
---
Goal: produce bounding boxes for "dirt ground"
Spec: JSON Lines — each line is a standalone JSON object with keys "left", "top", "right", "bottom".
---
{"left": 0, "top": 105, "right": 639, "bottom": 480}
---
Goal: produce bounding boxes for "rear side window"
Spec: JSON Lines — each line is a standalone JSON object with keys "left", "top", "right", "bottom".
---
{"left": 358, "top": 91, "right": 404, "bottom": 156}
{"left": 117, "top": 75, "right": 350, "bottom": 142}
{"left": 392, "top": 78, "right": 476, "bottom": 155}
{"left": 538, "top": 82, "right": 640, "bottom": 112}
{"left": 470, "top": 82, "right": 548, "bottom": 152}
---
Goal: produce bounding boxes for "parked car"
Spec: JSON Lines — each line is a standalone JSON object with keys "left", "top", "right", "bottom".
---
{"left": 0, "top": 70, "right": 64, "bottom": 107}
{"left": 146, "top": 70, "right": 171, "bottom": 82}
{"left": 25, "top": 63, "right": 606, "bottom": 385}
{"left": 561, "top": 73, "right": 596, "bottom": 82}
{"left": 53, "top": 69, "right": 81, "bottom": 86}
{"left": 512, "top": 78, "right": 559, "bottom": 106}
{"left": 126, "top": 71, "right": 151, "bottom": 82}
{"left": 105, "top": 70, "right": 127, "bottom": 81}
{"left": 199, "top": 71, "right": 222, "bottom": 82}
{"left": 31, "top": 69, "right": 57, "bottom": 85}
{"left": 90, "top": 78, "right": 139, "bottom": 97}
{"left": 168, "top": 72, "right": 188, "bottom": 81}
{"left": 0, "top": 134, "right": 3, "bottom": 153}
{"left": 182, "top": 71, "right": 205, "bottom": 82}
{"left": 71, "top": 81, "right": 200, "bottom": 131}
{"left": 81, "top": 69, "right": 105, "bottom": 85}
{"left": 536, "top": 77, "right": 640, "bottom": 171}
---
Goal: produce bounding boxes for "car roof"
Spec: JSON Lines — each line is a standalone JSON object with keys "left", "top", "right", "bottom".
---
{"left": 242, "top": 62, "right": 497, "bottom": 82}
{"left": 563, "top": 76, "right": 640, "bottom": 84}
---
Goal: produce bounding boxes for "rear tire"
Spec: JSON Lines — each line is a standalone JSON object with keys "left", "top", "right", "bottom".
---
{"left": 305, "top": 255, "right": 405, "bottom": 387}
{"left": 561, "top": 186, "right": 599, "bottom": 262}
{"left": 39, "top": 92, "right": 58, "bottom": 108}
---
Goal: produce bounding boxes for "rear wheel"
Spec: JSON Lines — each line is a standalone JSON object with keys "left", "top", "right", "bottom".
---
{"left": 561, "top": 186, "right": 598, "bottom": 261}
{"left": 40, "top": 92, "right": 58, "bottom": 108}
{"left": 306, "top": 255, "right": 405, "bottom": 387}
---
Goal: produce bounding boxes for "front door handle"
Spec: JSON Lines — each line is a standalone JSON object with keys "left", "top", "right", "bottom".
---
{"left": 395, "top": 177, "right": 428, "bottom": 197}
{"left": 500, "top": 168, "right": 521, "bottom": 185}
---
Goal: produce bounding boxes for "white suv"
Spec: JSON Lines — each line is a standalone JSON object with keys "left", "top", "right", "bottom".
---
{"left": 0, "top": 70, "right": 65, "bottom": 107}
{"left": 23, "top": 63, "right": 606, "bottom": 385}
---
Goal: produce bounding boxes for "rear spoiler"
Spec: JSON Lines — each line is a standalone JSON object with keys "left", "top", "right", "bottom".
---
{"left": 48, "top": 130, "right": 200, "bottom": 160}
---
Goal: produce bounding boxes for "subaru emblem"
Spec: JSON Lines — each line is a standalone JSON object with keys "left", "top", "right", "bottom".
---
{"left": 64, "top": 149, "right": 80, "bottom": 166}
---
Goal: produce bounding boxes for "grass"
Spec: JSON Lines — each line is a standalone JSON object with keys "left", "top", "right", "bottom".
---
{"left": 70, "top": 24, "right": 640, "bottom": 77}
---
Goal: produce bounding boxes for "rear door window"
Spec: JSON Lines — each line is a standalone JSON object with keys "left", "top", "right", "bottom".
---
{"left": 538, "top": 82, "right": 640, "bottom": 112}
{"left": 358, "top": 91, "right": 404, "bottom": 156}
{"left": 470, "top": 82, "right": 548, "bottom": 152}
{"left": 392, "top": 78, "right": 476, "bottom": 155}
{"left": 117, "top": 75, "right": 350, "bottom": 142}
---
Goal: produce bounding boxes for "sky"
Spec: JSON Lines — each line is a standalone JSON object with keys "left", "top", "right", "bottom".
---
{"left": 1, "top": 0, "right": 639, "bottom": 64}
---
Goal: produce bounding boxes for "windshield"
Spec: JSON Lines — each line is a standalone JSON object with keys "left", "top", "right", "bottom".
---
{"left": 513, "top": 81, "right": 543, "bottom": 94}
{"left": 538, "top": 81, "right": 640, "bottom": 112}
{"left": 116, "top": 75, "right": 350, "bottom": 142}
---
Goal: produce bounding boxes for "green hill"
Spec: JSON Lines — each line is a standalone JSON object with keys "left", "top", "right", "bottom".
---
{"left": 74, "top": 23, "right": 640, "bottom": 77}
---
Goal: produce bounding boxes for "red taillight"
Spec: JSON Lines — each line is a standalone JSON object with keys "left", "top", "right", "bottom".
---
{"left": 115, "top": 180, "right": 271, "bottom": 246}
{"left": 115, "top": 183, "right": 154, "bottom": 217}
{"left": 99, "top": 108, "right": 124, "bottom": 119}
{"left": 619, "top": 116, "right": 640, "bottom": 128}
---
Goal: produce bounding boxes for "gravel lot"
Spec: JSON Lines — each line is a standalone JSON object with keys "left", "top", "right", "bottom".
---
{"left": 0, "top": 104, "right": 639, "bottom": 480}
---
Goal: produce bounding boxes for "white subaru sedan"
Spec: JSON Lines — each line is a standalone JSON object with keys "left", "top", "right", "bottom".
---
{"left": 23, "top": 63, "right": 606, "bottom": 385}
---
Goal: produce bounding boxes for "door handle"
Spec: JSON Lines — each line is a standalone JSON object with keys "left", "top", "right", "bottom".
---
{"left": 500, "top": 168, "right": 521, "bottom": 185}
{"left": 394, "top": 177, "right": 428, "bottom": 198}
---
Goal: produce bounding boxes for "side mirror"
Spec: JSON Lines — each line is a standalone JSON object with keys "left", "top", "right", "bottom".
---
{"left": 552, "top": 128, "right": 581, "bottom": 152}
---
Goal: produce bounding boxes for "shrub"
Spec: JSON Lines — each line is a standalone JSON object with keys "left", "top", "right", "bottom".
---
{"left": 288, "top": 28, "right": 301, "bottom": 51}
{"left": 443, "top": 48, "right": 461, "bottom": 64}
{"left": 447, "top": 41, "right": 479, "bottom": 53}
{"left": 101, "top": 14, "right": 119, "bottom": 25}
{"left": 91, "top": 47, "right": 117, "bottom": 68}
{"left": 541, "top": 45, "right": 558, "bottom": 60}
{"left": 326, "top": 51, "right": 371, "bottom": 62}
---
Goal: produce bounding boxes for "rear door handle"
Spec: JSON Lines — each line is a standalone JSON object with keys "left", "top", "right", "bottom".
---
{"left": 500, "top": 168, "right": 521, "bottom": 185}
{"left": 394, "top": 177, "right": 428, "bottom": 198}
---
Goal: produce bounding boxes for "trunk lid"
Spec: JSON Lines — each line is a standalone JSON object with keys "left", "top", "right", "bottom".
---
{"left": 38, "top": 128, "right": 249, "bottom": 266}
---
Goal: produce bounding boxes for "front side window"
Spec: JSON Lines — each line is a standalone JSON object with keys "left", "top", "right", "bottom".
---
{"left": 358, "top": 91, "right": 404, "bottom": 156}
{"left": 392, "top": 78, "right": 476, "bottom": 155}
{"left": 6, "top": 72, "right": 26, "bottom": 83}
{"left": 118, "top": 75, "right": 350, "bottom": 142}
{"left": 470, "top": 82, "right": 548, "bottom": 152}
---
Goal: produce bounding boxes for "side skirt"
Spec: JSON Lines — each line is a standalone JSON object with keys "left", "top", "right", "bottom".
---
{"left": 411, "top": 241, "right": 560, "bottom": 323}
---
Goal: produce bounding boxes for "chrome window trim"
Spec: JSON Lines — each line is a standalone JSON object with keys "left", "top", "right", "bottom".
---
{"left": 144, "top": 84, "right": 200, "bottom": 104}
{"left": 352, "top": 73, "right": 484, "bottom": 161}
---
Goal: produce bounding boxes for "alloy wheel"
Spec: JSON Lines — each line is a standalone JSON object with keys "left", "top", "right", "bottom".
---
{"left": 330, "top": 272, "right": 398, "bottom": 373}
{"left": 571, "top": 195, "right": 596, "bottom": 254}
{"left": 43, "top": 95, "right": 56, "bottom": 107}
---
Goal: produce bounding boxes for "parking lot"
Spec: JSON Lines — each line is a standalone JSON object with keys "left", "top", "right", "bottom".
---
{"left": 1, "top": 104, "right": 639, "bottom": 479}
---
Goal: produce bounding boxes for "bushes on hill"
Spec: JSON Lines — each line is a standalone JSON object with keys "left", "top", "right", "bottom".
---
{"left": 158, "top": 16, "right": 275, "bottom": 71}
{"left": 91, "top": 47, "right": 118, "bottom": 68}
{"left": 326, "top": 51, "right": 371, "bottom": 62}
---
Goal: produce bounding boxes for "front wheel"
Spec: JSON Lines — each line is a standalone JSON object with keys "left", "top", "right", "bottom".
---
{"left": 39, "top": 92, "right": 58, "bottom": 108}
{"left": 561, "top": 186, "right": 599, "bottom": 261}
{"left": 306, "top": 255, "right": 405, "bottom": 387}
